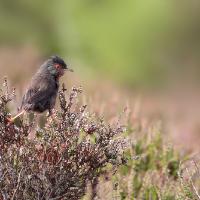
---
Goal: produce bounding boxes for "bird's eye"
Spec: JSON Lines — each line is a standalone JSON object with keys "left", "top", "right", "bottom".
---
{"left": 54, "top": 64, "right": 60, "bottom": 69}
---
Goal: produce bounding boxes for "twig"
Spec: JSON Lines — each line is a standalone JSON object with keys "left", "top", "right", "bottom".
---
{"left": 11, "top": 168, "right": 23, "bottom": 200}
{"left": 193, "top": 159, "right": 200, "bottom": 178}
{"left": 186, "top": 167, "right": 200, "bottom": 200}
{"left": 49, "top": 192, "right": 69, "bottom": 200}
{"left": 0, "top": 169, "right": 8, "bottom": 183}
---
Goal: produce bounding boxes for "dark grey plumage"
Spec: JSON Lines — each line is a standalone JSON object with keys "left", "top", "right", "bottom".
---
{"left": 21, "top": 55, "right": 68, "bottom": 115}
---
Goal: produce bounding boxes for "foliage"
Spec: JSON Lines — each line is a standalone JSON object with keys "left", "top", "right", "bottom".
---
{"left": 110, "top": 125, "right": 197, "bottom": 200}
{"left": 0, "top": 78, "right": 127, "bottom": 199}
{"left": 0, "top": 78, "right": 199, "bottom": 200}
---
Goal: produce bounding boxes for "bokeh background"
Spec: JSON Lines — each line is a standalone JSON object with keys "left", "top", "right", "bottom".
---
{"left": 0, "top": 0, "right": 200, "bottom": 152}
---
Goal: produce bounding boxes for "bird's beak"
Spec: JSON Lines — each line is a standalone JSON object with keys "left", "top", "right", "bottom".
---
{"left": 66, "top": 68, "right": 74, "bottom": 72}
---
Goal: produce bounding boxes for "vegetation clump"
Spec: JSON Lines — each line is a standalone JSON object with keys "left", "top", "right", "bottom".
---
{"left": 0, "top": 78, "right": 198, "bottom": 200}
{"left": 0, "top": 78, "right": 127, "bottom": 200}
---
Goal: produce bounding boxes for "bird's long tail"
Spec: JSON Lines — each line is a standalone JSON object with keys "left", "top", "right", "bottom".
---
{"left": 6, "top": 110, "right": 25, "bottom": 124}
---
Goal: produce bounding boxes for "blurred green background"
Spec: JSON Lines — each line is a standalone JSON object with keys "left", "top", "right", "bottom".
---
{"left": 0, "top": 0, "right": 200, "bottom": 88}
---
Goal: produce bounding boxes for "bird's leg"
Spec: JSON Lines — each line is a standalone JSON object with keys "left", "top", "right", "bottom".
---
{"left": 6, "top": 110, "right": 25, "bottom": 124}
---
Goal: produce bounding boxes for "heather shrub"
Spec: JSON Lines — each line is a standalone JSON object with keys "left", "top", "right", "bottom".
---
{"left": 0, "top": 78, "right": 127, "bottom": 200}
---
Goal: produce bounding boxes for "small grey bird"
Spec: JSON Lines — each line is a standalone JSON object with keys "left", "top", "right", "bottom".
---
{"left": 7, "top": 55, "right": 73, "bottom": 123}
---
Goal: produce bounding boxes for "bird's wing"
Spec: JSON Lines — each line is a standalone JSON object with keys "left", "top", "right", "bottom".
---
{"left": 21, "top": 76, "right": 57, "bottom": 108}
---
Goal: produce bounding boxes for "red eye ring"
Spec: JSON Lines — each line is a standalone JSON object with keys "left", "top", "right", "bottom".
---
{"left": 54, "top": 64, "right": 60, "bottom": 69}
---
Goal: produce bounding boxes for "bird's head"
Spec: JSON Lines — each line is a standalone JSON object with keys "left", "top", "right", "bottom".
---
{"left": 46, "top": 55, "right": 73, "bottom": 78}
